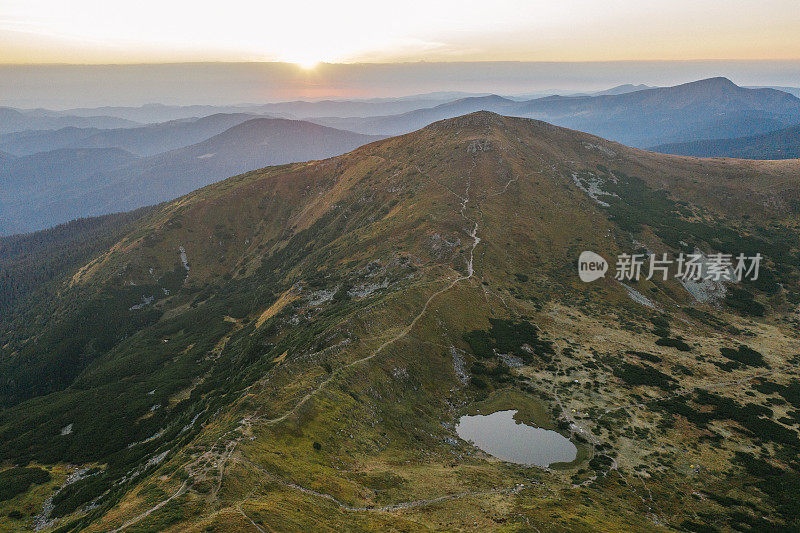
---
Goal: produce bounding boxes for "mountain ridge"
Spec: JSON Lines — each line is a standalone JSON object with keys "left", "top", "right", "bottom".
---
{"left": 0, "top": 107, "right": 139, "bottom": 134}
{"left": 310, "top": 78, "right": 800, "bottom": 147}
{"left": 0, "top": 118, "right": 385, "bottom": 235}
{"left": 0, "top": 113, "right": 260, "bottom": 157}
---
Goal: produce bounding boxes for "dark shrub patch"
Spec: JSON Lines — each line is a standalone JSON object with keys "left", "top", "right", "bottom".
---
{"left": 613, "top": 363, "right": 677, "bottom": 391}
{"left": 471, "top": 377, "right": 488, "bottom": 390}
{"left": 462, "top": 319, "right": 554, "bottom": 365}
{"left": 725, "top": 288, "right": 765, "bottom": 317}
{"left": 734, "top": 452, "right": 800, "bottom": 527}
{"left": 655, "top": 337, "right": 692, "bottom": 352}
{"left": 0, "top": 467, "right": 51, "bottom": 502}
{"left": 720, "top": 345, "right": 766, "bottom": 368}
{"left": 463, "top": 330, "right": 493, "bottom": 359}
{"left": 589, "top": 454, "right": 614, "bottom": 472}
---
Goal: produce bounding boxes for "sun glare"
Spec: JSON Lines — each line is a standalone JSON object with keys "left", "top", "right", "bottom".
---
{"left": 294, "top": 59, "right": 320, "bottom": 70}
{"left": 279, "top": 53, "right": 323, "bottom": 70}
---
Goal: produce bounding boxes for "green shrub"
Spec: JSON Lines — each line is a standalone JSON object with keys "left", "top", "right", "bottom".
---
{"left": 725, "top": 288, "right": 765, "bottom": 317}
{"left": 0, "top": 467, "right": 51, "bottom": 502}
{"left": 655, "top": 337, "right": 692, "bottom": 352}
{"left": 720, "top": 345, "right": 767, "bottom": 367}
{"left": 613, "top": 363, "right": 677, "bottom": 391}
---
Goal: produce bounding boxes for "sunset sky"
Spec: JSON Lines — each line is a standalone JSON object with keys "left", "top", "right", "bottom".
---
{"left": 2, "top": 0, "right": 800, "bottom": 66}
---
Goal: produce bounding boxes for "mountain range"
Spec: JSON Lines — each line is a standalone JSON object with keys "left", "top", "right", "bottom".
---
{"left": 311, "top": 78, "right": 800, "bottom": 147}
{"left": 652, "top": 123, "right": 800, "bottom": 159}
{"left": 0, "top": 113, "right": 259, "bottom": 157}
{"left": 1, "top": 112, "right": 799, "bottom": 531}
{"left": 3, "top": 77, "right": 800, "bottom": 237}
{"left": 0, "top": 118, "right": 383, "bottom": 235}
{"left": 0, "top": 107, "right": 138, "bottom": 134}
{"left": 589, "top": 83, "right": 654, "bottom": 96}
{"left": 0, "top": 148, "right": 141, "bottom": 234}
{"left": 49, "top": 93, "right": 485, "bottom": 123}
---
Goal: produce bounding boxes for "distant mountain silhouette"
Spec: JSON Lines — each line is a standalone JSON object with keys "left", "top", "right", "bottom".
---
{"left": 0, "top": 107, "right": 138, "bottom": 134}
{"left": 590, "top": 83, "right": 654, "bottom": 96}
{"left": 92, "top": 118, "right": 385, "bottom": 209}
{"left": 5, "top": 78, "right": 800, "bottom": 235}
{"left": 56, "top": 93, "right": 486, "bottom": 123}
{"left": 0, "top": 126, "right": 101, "bottom": 156}
{"left": 746, "top": 86, "right": 800, "bottom": 98}
{"left": 651, "top": 123, "right": 800, "bottom": 159}
{"left": 1, "top": 118, "right": 383, "bottom": 235}
{"left": 312, "top": 95, "right": 519, "bottom": 135}
{"left": 0, "top": 148, "right": 141, "bottom": 235}
{"left": 0, "top": 113, "right": 258, "bottom": 157}
{"left": 311, "top": 78, "right": 800, "bottom": 147}
{"left": 516, "top": 77, "right": 800, "bottom": 146}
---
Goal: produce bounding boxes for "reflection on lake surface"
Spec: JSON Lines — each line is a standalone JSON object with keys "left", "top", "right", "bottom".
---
{"left": 456, "top": 409, "right": 577, "bottom": 467}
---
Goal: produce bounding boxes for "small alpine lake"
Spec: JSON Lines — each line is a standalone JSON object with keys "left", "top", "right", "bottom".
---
{"left": 456, "top": 409, "right": 578, "bottom": 467}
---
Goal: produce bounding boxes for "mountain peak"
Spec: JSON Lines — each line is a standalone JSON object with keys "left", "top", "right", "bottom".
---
{"left": 425, "top": 111, "right": 569, "bottom": 143}
{"left": 426, "top": 110, "right": 509, "bottom": 131}
{"left": 695, "top": 76, "right": 737, "bottom": 86}
{"left": 679, "top": 76, "right": 740, "bottom": 92}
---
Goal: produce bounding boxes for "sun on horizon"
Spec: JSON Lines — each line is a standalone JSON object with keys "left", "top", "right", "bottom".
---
{"left": 288, "top": 58, "right": 321, "bottom": 70}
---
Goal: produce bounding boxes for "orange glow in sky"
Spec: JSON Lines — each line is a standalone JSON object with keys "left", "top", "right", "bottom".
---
{"left": 1, "top": 0, "right": 799, "bottom": 65}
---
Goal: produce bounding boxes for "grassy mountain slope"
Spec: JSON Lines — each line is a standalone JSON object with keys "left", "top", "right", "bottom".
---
{"left": 81, "top": 118, "right": 387, "bottom": 217}
{"left": 2, "top": 112, "right": 800, "bottom": 531}
{"left": 0, "top": 207, "right": 155, "bottom": 319}
{"left": 652, "top": 123, "right": 800, "bottom": 159}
